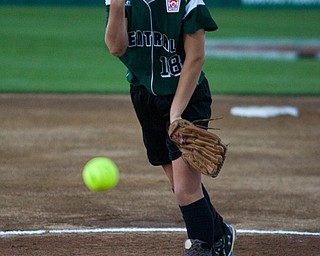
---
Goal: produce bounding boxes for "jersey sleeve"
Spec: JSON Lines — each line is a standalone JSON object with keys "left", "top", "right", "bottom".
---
{"left": 183, "top": 0, "right": 218, "bottom": 34}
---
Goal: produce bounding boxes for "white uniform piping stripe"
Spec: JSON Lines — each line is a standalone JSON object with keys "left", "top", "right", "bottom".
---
{"left": 184, "top": 0, "right": 205, "bottom": 19}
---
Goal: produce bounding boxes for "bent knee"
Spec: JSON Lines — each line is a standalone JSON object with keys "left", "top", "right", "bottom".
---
{"left": 174, "top": 185, "right": 203, "bottom": 206}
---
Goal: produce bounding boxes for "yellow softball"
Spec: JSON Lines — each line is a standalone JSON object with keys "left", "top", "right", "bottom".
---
{"left": 82, "top": 157, "right": 119, "bottom": 191}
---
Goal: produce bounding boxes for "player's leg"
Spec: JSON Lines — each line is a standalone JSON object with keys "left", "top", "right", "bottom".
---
{"left": 162, "top": 162, "right": 235, "bottom": 255}
{"left": 130, "top": 85, "right": 171, "bottom": 166}
{"left": 162, "top": 163, "right": 224, "bottom": 237}
{"left": 171, "top": 78, "right": 235, "bottom": 255}
{"left": 202, "top": 183, "right": 236, "bottom": 256}
{"left": 201, "top": 184, "right": 225, "bottom": 240}
{"left": 172, "top": 157, "right": 214, "bottom": 255}
{"left": 172, "top": 157, "right": 203, "bottom": 205}
{"left": 162, "top": 163, "right": 174, "bottom": 189}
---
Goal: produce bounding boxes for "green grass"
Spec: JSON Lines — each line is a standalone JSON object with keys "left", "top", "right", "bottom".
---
{"left": 205, "top": 8, "right": 320, "bottom": 95}
{"left": 205, "top": 59, "right": 319, "bottom": 96}
{"left": 0, "top": 6, "right": 128, "bottom": 93}
{"left": 209, "top": 8, "right": 320, "bottom": 38}
{"left": 0, "top": 6, "right": 320, "bottom": 95}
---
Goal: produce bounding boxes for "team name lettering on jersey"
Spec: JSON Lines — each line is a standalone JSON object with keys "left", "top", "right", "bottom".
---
{"left": 128, "top": 31, "right": 176, "bottom": 53}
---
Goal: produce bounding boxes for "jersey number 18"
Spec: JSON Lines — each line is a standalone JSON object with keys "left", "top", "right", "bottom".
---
{"left": 159, "top": 54, "right": 182, "bottom": 78}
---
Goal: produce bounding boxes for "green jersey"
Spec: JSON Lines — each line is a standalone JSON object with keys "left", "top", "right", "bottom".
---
{"left": 105, "top": 0, "right": 217, "bottom": 95}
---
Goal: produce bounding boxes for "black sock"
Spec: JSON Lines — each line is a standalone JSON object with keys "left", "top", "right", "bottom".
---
{"left": 202, "top": 184, "right": 224, "bottom": 241}
{"left": 179, "top": 197, "right": 214, "bottom": 247}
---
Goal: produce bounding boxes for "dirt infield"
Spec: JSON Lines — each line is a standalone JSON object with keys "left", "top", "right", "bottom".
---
{"left": 0, "top": 94, "right": 319, "bottom": 255}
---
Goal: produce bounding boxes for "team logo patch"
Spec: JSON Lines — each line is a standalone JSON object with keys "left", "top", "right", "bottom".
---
{"left": 166, "top": 0, "right": 181, "bottom": 13}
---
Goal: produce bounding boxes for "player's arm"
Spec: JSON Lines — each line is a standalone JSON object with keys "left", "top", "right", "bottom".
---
{"left": 105, "top": 0, "right": 128, "bottom": 57}
{"left": 170, "top": 29, "right": 205, "bottom": 122}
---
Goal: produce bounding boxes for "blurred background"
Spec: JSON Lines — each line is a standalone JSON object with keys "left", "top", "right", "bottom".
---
{"left": 0, "top": 0, "right": 319, "bottom": 95}
{"left": 1, "top": 0, "right": 320, "bottom": 7}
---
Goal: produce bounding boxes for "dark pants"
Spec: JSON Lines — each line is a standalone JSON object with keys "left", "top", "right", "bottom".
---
{"left": 130, "top": 77, "right": 225, "bottom": 243}
{"left": 130, "top": 77, "right": 212, "bottom": 166}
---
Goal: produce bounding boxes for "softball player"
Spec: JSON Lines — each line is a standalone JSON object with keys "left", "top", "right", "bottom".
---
{"left": 104, "top": 0, "right": 236, "bottom": 255}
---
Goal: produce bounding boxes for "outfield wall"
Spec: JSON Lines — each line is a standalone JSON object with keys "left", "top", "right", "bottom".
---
{"left": 212, "top": 0, "right": 320, "bottom": 6}
{"left": 0, "top": 0, "right": 319, "bottom": 7}
{"left": 0, "top": 0, "right": 101, "bottom": 6}
{"left": 241, "top": 0, "right": 320, "bottom": 6}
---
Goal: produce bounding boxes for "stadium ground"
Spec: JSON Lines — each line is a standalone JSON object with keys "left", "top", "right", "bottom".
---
{"left": 0, "top": 94, "right": 319, "bottom": 255}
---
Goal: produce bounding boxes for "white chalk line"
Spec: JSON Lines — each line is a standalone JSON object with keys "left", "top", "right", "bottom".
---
{"left": 1, "top": 228, "right": 319, "bottom": 237}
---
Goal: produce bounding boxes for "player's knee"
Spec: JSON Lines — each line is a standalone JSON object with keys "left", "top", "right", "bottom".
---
{"left": 174, "top": 184, "right": 203, "bottom": 206}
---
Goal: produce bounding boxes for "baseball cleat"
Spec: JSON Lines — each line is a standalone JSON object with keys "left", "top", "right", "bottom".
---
{"left": 184, "top": 239, "right": 212, "bottom": 256}
{"left": 213, "top": 223, "right": 236, "bottom": 256}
